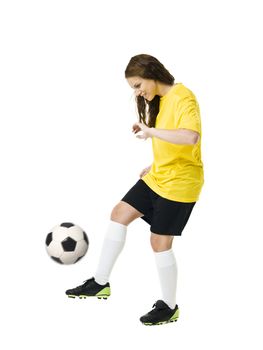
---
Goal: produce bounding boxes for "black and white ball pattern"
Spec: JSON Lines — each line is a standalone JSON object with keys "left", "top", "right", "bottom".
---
{"left": 45, "top": 222, "right": 89, "bottom": 264}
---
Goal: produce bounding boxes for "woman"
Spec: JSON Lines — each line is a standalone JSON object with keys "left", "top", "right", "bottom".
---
{"left": 66, "top": 54, "right": 204, "bottom": 326}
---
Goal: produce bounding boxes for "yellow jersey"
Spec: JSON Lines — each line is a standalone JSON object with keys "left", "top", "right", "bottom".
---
{"left": 142, "top": 83, "right": 204, "bottom": 202}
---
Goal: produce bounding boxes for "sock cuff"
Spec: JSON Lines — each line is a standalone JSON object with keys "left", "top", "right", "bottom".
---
{"left": 105, "top": 220, "right": 127, "bottom": 242}
{"left": 154, "top": 249, "right": 176, "bottom": 268}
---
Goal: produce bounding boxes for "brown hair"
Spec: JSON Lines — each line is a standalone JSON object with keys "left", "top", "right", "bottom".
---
{"left": 125, "top": 54, "right": 175, "bottom": 127}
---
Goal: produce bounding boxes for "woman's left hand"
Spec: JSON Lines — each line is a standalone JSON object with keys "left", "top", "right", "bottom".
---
{"left": 132, "top": 122, "right": 152, "bottom": 140}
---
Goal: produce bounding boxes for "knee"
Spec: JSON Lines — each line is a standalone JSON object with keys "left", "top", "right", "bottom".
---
{"left": 110, "top": 202, "right": 136, "bottom": 226}
{"left": 150, "top": 233, "right": 173, "bottom": 252}
{"left": 110, "top": 203, "right": 125, "bottom": 224}
{"left": 110, "top": 201, "right": 143, "bottom": 226}
{"left": 150, "top": 235, "right": 163, "bottom": 252}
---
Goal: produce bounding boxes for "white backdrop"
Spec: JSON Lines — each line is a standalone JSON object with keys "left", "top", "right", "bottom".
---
{"left": 1, "top": 0, "right": 262, "bottom": 349}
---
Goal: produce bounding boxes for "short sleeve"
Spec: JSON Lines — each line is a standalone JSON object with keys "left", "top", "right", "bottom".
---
{"left": 177, "top": 97, "right": 201, "bottom": 133}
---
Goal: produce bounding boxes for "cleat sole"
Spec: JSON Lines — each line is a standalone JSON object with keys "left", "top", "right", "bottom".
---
{"left": 66, "top": 286, "right": 111, "bottom": 300}
{"left": 67, "top": 294, "right": 109, "bottom": 299}
{"left": 143, "top": 319, "right": 178, "bottom": 326}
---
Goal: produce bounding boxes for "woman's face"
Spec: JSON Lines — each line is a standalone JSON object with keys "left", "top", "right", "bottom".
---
{"left": 127, "top": 76, "right": 157, "bottom": 101}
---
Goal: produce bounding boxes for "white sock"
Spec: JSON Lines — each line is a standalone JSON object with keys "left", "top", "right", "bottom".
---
{"left": 94, "top": 220, "right": 127, "bottom": 285}
{"left": 154, "top": 249, "right": 178, "bottom": 309}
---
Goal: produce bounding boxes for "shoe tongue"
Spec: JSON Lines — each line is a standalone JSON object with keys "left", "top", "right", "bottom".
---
{"left": 155, "top": 300, "right": 168, "bottom": 309}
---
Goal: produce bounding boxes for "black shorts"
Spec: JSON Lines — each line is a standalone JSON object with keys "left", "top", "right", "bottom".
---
{"left": 121, "top": 179, "right": 196, "bottom": 236}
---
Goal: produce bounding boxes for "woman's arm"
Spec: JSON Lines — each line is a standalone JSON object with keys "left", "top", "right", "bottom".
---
{"left": 132, "top": 122, "right": 199, "bottom": 145}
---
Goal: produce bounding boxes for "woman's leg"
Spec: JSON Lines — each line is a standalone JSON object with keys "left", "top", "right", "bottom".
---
{"left": 94, "top": 201, "right": 143, "bottom": 285}
{"left": 150, "top": 233, "right": 177, "bottom": 309}
{"left": 110, "top": 201, "right": 144, "bottom": 225}
{"left": 150, "top": 233, "right": 174, "bottom": 252}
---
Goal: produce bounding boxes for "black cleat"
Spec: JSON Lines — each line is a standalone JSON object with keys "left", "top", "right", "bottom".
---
{"left": 65, "top": 277, "right": 111, "bottom": 299}
{"left": 140, "top": 300, "right": 179, "bottom": 325}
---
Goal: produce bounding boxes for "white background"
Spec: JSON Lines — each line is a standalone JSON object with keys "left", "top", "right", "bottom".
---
{"left": 0, "top": 0, "right": 262, "bottom": 348}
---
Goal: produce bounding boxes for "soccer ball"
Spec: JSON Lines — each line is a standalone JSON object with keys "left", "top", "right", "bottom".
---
{"left": 45, "top": 222, "right": 89, "bottom": 264}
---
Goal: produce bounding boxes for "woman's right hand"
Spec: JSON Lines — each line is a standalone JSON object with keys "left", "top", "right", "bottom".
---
{"left": 139, "top": 165, "right": 152, "bottom": 178}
